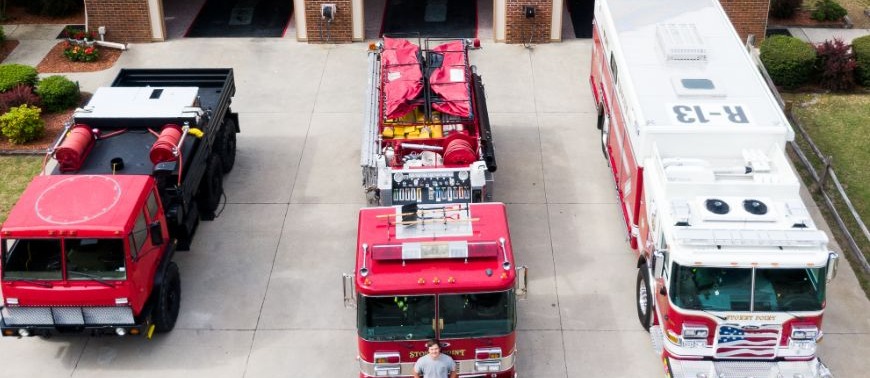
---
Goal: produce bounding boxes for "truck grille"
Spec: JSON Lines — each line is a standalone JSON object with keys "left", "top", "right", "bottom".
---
{"left": 714, "top": 323, "right": 781, "bottom": 359}
{"left": 2, "top": 307, "right": 134, "bottom": 326}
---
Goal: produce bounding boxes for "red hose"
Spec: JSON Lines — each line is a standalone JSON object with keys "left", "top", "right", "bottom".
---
{"left": 149, "top": 124, "right": 183, "bottom": 164}
{"left": 55, "top": 124, "right": 95, "bottom": 172}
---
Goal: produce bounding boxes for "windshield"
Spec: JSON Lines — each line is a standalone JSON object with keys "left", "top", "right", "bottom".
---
{"left": 439, "top": 290, "right": 515, "bottom": 338}
{"left": 358, "top": 295, "right": 436, "bottom": 341}
{"left": 65, "top": 239, "right": 126, "bottom": 280}
{"left": 3, "top": 239, "right": 63, "bottom": 280}
{"left": 671, "top": 264, "right": 826, "bottom": 312}
{"left": 3, "top": 238, "right": 126, "bottom": 281}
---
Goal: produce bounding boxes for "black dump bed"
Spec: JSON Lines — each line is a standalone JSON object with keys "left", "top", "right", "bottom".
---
{"left": 65, "top": 69, "right": 235, "bottom": 176}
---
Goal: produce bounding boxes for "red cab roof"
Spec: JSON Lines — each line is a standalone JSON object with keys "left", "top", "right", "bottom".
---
{"left": 355, "top": 202, "right": 516, "bottom": 296}
{"left": 1, "top": 175, "right": 152, "bottom": 237}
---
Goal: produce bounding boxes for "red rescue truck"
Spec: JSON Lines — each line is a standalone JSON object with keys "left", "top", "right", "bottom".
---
{"left": 343, "top": 202, "right": 527, "bottom": 377}
{"left": 589, "top": 0, "right": 838, "bottom": 376}
{"left": 0, "top": 69, "right": 238, "bottom": 337}
{"left": 361, "top": 37, "right": 497, "bottom": 206}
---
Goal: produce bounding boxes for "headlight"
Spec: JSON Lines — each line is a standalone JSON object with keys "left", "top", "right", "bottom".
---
{"left": 681, "top": 323, "right": 709, "bottom": 339}
{"left": 791, "top": 325, "right": 819, "bottom": 340}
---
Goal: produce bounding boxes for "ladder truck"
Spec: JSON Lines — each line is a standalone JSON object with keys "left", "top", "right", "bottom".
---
{"left": 361, "top": 37, "right": 497, "bottom": 206}
{"left": 589, "top": 1, "right": 838, "bottom": 376}
{"left": 343, "top": 202, "right": 527, "bottom": 377}
{"left": 0, "top": 69, "right": 239, "bottom": 338}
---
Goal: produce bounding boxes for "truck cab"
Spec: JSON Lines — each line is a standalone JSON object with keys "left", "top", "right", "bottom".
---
{"left": 635, "top": 145, "right": 837, "bottom": 377}
{"left": 1, "top": 175, "right": 178, "bottom": 337}
{"left": 344, "top": 202, "right": 526, "bottom": 377}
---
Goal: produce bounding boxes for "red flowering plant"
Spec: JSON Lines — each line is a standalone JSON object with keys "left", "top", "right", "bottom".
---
{"left": 62, "top": 42, "right": 100, "bottom": 62}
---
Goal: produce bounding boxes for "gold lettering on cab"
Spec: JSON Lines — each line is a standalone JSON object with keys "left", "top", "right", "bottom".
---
{"left": 409, "top": 350, "right": 466, "bottom": 359}
{"left": 725, "top": 315, "right": 777, "bottom": 321}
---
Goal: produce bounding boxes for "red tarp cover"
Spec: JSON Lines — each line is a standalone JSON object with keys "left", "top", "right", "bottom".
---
{"left": 429, "top": 41, "right": 470, "bottom": 117}
{"left": 382, "top": 38, "right": 423, "bottom": 119}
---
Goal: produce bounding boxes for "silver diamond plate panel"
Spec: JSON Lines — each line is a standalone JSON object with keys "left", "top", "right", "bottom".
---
{"left": 669, "top": 358, "right": 829, "bottom": 378}
{"left": 1, "top": 307, "right": 54, "bottom": 326}
{"left": 81, "top": 307, "right": 134, "bottom": 325}
{"left": 51, "top": 307, "right": 84, "bottom": 325}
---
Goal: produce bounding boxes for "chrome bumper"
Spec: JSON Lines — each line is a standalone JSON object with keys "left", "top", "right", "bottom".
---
{"left": 359, "top": 352, "right": 515, "bottom": 377}
{"left": 667, "top": 357, "right": 832, "bottom": 378}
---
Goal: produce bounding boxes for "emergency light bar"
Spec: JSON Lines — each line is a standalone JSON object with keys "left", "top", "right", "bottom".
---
{"left": 371, "top": 241, "right": 499, "bottom": 261}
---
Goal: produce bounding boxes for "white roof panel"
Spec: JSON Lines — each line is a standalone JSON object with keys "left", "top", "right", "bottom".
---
{"left": 601, "top": 0, "right": 791, "bottom": 136}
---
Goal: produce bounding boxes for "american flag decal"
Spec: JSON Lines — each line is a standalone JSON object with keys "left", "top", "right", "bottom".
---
{"left": 715, "top": 324, "right": 781, "bottom": 359}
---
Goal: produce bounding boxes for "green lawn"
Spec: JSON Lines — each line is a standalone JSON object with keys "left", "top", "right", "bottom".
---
{"left": 0, "top": 156, "right": 43, "bottom": 224}
{"left": 786, "top": 93, "right": 870, "bottom": 221}
{"left": 783, "top": 92, "right": 870, "bottom": 296}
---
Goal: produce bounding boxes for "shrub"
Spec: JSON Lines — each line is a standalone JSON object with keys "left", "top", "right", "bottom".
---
{"left": 853, "top": 35, "right": 870, "bottom": 86}
{"left": 25, "top": 0, "right": 83, "bottom": 18}
{"left": 815, "top": 38, "right": 856, "bottom": 91}
{"left": 0, "top": 104, "right": 44, "bottom": 144}
{"left": 770, "top": 0, "right": 803, "bottom": 19}
{"left": 811, "top": 0, "right": 847, "bottom": 22}
{"left": 0, "top": 25, "right": 5, "bottom": 43}
{"left": 0, "top": 84, "right": 41, "bottom": 114}
{"left": 36, "top": 75, "right": 79, "bottom": 113}
{"left": 760, "top": 35, "right": 817, "bottom": 89}
{"left": 0, "top": 64, "right": 39, "bottom": 92}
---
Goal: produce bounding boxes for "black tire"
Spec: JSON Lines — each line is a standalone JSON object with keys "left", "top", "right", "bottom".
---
{"left": 216, "top": 118, "right": 237, "bottom": 174}
{"left": 153, "top": 262, "right": 181, "bottom": 333}
{"left": 597, "top": 110, "right": 608, "bottom": 159}
{"left": 636, "top": 265, "right": 653, "bottom": 331}
{"left": 197, "top": 155, "right": 223, "bottom": 221}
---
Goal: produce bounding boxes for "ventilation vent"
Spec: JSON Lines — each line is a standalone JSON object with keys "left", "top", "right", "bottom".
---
{"left": 743, "top": 199, "right": 768, "bottom": 215}
{"left": 656, "top": 23, "right": 707, "bottom": 62}
{"left": 705, "top": 199, "right": 730, "bottom": 214}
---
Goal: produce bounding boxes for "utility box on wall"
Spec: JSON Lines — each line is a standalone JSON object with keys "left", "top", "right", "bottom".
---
{"left": 304, "top": 0, "right": 353, "bottom": 43}
{"left": 505, "top": 0, "right": 553, "bottom": 44}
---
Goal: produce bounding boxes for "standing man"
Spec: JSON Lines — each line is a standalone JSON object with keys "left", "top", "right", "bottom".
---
{"left": 413, "top": 339, "right": 458, "bottom": 378}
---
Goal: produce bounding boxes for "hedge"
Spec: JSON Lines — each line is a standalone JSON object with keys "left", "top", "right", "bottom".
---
{"left": 760, "top": 35, "right": 816, "bottom": 89}
{"left": 0, "top": 64, "right": 39, "bottom": 93}
{"left": 853, "top": 35, "right": 870, "bottom": 87}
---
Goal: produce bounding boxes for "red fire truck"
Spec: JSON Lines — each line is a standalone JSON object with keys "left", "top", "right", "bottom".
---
{"left": 343, "top": 202, "right": 527, "bottom": 377}
{"left": 0, "top": 69, "right": 238, "bottom": 338}
{"left": 361, "top": 37, "right": 497, "bottom": 206}
{"left": 590, "top": 0, "right": 838, "bottom": 376}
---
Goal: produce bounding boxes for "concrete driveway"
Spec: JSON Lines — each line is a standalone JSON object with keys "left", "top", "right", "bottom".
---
{"left": 0, "top": 36, "right": 868, "bottom": 377}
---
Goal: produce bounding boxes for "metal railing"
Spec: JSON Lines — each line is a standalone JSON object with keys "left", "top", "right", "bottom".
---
{"left": 746, "top": 37, "right": 870, "bottom": 274}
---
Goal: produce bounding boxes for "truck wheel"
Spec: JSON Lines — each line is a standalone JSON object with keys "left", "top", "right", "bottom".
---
{"left": 636, "top": 265, "right": 653, "bottom": 331}
{"left": 217, "top": 118, "right": 237, "bottom": 174}
{"left": 197, "top": 155, "right": 223, "bottom": 221}
{"left": 153, "top": 262, "right": 181, "bottom": 333}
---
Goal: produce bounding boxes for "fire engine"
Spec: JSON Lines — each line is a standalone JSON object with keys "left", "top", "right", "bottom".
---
{"left": 361, "top": 37, "right": 497, "bottom": 206}
{"left": 343, "top": 202, "right": 527, "bottom": 377}
{"left": 0, "top": 69, "right": 239, "bottom": 337}
{"left": 589, "top": 0, "right": 839, "bottom": 376}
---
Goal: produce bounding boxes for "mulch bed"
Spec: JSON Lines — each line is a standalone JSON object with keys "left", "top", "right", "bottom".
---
{"left": 36, "top": 41, "right": 122, "bottom": 73}
{"left": 0, "top": 6, "right": 84, "bottom": 25}
{"left": 768, "top": 10, "right": 849, "bottom": 28}
{"left": 0, "top": 40, "right": 20, "bottom": 62}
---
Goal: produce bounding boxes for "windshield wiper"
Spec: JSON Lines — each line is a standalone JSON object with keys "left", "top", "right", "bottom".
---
{"left": 9, "top": 278, "right": 53, "bottom": 288}
{"left": 700, "top": 309, "right": 727, "bottom": 321}
{"left": 67, "top": 271, "right": 115, "bottom": 288}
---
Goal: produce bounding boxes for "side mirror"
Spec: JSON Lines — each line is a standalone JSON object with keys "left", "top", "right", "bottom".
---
{"left": 150, "top": 221, "right": 164, "bottom": 246}
{"left": 826, "top": 252, "right": 839, "bottom": 282}
{"left": 342, "top": 273, "right": 356, "bottom": 309}
{"left": 515, "top": 266, "right": 528, "bottom": 300}
{"left": 652, "top": 250, "right": 666, "bottom": 279}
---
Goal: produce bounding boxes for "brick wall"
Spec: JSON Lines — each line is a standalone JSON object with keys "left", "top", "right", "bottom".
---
{"left": 719, "top": 0, "right": 770, "bottom": 45}
{"left": 85, "top": 0, "right": 152, "bottom": 43}
{"left": 304, "top": 0, "right": 353, "bottom": 43}
{"left": 504, "top": 0, "right": 552, "bottom": 44}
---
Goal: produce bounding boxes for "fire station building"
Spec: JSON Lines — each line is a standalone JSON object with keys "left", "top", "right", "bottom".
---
{"left": 83, "top": 0, "right": 770, "bottom": 44}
